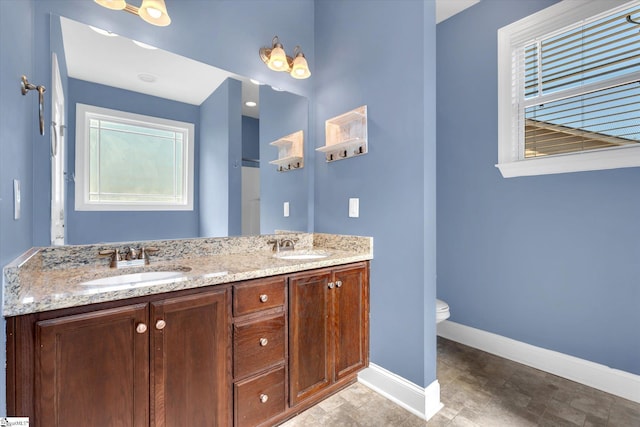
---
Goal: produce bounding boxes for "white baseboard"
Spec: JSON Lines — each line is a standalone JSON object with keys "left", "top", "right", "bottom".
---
{"left": 438, "top": 320, "right": 640, "bottom": 403}
{"left": 358, "top": 363, "right": 443, "bottom": 420}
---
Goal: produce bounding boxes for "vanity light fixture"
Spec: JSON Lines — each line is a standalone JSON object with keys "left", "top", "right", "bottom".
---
{"left": 259, "top": 36, "right": 311, "bottom": 79}
{"left": 290, "top": 46, "right": 311, "bottom": 79}
{"left": 245, "top": 101, "right": 257, "bottom": 108}
{"left": 94, "top": 0, "right": 171, "bottom": 27}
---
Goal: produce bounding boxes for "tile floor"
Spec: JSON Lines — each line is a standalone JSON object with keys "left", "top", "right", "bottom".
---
{"left": 280, "top": 337, "right": 640, "bottom": 426}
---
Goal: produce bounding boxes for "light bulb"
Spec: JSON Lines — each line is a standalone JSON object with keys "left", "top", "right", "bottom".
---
{"left": 145, "top": 7, "right": 162, "bottom": 19}
{"left": 139, "top": 0, "right": 171, "bottom": 26}
{"left": 290, "top": 54, "right": 311, "bottom": 79}
{"left": 268, "top": 45, "right": 289, "bottom": 72}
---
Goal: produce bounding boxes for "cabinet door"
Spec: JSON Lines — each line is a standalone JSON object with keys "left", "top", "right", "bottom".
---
{"left": 151, "top": 289, "right": 231, "bottom": 427}
{"left": 333, "top": 264, "right": 369, "bottom": 381}
{"left": 36, "top": 303, "right": 149, "bottom": 427}
{"left": 288, "top": 270, "right": 332, "bottom": 406}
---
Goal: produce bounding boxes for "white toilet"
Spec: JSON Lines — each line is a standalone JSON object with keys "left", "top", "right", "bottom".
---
{"left": 436, "top": 299, "right": 450, "bottom": 323}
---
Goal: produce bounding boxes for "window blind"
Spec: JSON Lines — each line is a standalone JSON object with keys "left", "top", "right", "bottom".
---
{"left": 522, "top": 4, "right": 640, "bottom": 157}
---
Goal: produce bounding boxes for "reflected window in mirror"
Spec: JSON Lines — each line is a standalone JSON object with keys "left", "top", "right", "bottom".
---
{"left": 75, "top": 104, "right": 195, "bottom": 211}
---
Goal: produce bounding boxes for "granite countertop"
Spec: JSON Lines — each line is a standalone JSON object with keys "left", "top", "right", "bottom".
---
{"left": 3, "top": 233, "right": 373, "bottom": 317}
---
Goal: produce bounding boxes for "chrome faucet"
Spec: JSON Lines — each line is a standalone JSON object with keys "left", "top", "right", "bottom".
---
{"left": 125, "top": 247, "right": 138, "bottom": 260}
{"left": 280, "top": 239, "right": 296, "bottom": 251}
{"left": 267, "top": 238, "right": 297, "bottom": 253}
{"left": 99, "top": 247, "right": 159, "bottom": 268}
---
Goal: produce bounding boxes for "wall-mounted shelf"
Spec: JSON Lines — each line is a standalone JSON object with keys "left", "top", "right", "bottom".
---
{"left": 269, "top": 130, "right": 304, "bottom": 172}
{"left": 317, "top": 105, "right": 367, "bottom": 162}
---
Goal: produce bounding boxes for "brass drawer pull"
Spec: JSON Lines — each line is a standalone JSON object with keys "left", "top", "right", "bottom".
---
{"left": 259, "top": 294, "right": 269, "bottom": 303}
{"left": 260, "top": 393, "right": 269, "bottom": 403}
{"left": 259, "top": 338, "right": 268, "bottom": 347}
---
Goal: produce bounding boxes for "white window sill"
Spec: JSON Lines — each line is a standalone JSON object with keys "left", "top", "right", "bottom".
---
{"left": 75, "top": 203, "right": 193, "bottom": 212}
{"left": 496, "top": 146, "right": 640, "bottom": 178}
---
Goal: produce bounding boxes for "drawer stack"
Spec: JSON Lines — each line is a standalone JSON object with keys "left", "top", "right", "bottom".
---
{"left": 232, "top": 276, "right": 287, "bottom": 427}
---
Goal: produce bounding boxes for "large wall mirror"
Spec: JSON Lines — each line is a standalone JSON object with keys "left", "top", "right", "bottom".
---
{"left": 49, "top": 15, "right": 309, "bottom": 246}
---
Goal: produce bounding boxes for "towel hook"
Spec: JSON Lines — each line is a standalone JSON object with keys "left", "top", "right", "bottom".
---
{"left": 21, "top": 75, "right": 46, "bottom": 136}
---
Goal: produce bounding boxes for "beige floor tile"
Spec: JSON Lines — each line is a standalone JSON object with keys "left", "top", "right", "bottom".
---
{"left": 280, "top": 338, "right": 640, "bottom": 427}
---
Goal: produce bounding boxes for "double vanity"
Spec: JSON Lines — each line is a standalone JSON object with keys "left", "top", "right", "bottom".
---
{"left": 3, "top": 233, "right": 372, "bottom": 427}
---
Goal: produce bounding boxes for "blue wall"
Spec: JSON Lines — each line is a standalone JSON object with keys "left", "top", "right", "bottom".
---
{"left": 31, "top": 0, "right": 315, "bottom": 246}
{"left": 65, "top": 78, "right": 201, "bottom": 244}
{"left": 260, "top": 87, "right": 310, "bottom": 234}
{"left": 0, "top": 0, "right": 314, "bottom": 414}
{"left": 437, "top": 0, "right": 640, "bottom": 375}
{"left": 314, "top": 0, "right": 437, "bottom": 387}
{"left": 0, "top": 0, "right": 36, "bottom": 414}
{"left": 199, "top": 78, "right": 242, "bottom": 237}
{"left": 242, "top": 116, "right": 260, "bottom": 167}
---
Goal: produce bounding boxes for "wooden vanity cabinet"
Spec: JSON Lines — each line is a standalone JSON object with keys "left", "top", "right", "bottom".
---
{"left": 232, "top": 277, "right": 287, "bottom": 427}
{"left": 150, "top": 290, "right": 231, "bottom": 427}
{"left": 288, "top": 262, "right": 369, "bottom": 407}
{"left": 6, "top": 262, "right": 369, "bottom": 427}
{"left": 7, "top": 287, "right": 231, "bottom": 427}
{"left": 35, "top": 303, "right": 150, "bottom": 427}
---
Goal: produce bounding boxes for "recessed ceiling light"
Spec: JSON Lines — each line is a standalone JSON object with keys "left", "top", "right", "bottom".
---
{"left": 250, "top": 79, "right": 261, "bottom": 85}
{"left": 245, "top": 101, "right": 257, "bottom": 107}
{"left": 132, "top": 40, "right": 158, "bottom": 50}
{"left": 137, "top": 73, "right": 157, "bottom": 83}
{"left": 89, "top": 25, "right": 118, "bottom": 37}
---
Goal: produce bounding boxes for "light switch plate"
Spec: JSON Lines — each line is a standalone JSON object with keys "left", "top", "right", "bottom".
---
{"left": 14, "top": 179, "right": 21, "bottom": 220}
{"left": 349, "top": 198, "right": 359, "bottom": 218}
{"left": 284, "top": 201, "right": 290, "bottom": 217}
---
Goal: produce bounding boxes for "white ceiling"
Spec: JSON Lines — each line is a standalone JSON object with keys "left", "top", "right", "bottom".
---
{"left": 60, "top": 16, "right": 260, "bottom": 118}
{"left": 61, "top": 2, "right": 478, "bottom": 115}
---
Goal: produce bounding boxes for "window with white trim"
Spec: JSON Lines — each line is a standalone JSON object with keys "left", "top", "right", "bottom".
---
{"left": 75, "top": 104, "right": 194, "bottom": 211}
{"left": 497, "top": 0, "right": 640, "bottom": 178}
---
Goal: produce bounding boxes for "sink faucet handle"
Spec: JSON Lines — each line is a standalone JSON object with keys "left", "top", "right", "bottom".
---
{"left": 267, "top": 239, "right": 281, "bottom": 252}
{"left": 99, "top": 249, "right": 121, "bottom": 268}
{"left": 99, "top": 249, "right": 121, "bottom": 260}
{"left": 140, "top": 247, "right": 159, "bottom": 259}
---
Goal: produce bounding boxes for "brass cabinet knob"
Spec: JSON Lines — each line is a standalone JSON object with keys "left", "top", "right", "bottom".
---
{"left": 136, "top": 323, "right": 147, "bottom": 334}
{"left": 155, "top": 319, "right": 166, "bottom": 330}
{"left": 336, "top": 280, "right": 343, "bottom": 288}
{"left": 259, "top": 294, "right": 268, "bottom": 303}
{"left": 328, "top": 282, "right": 335, "bottom": 289}
{"left": 260, "top": 393, "right": 269, "bottom": 403}
{"left": 259, "top": 338, "right": 268, "bottom": 347}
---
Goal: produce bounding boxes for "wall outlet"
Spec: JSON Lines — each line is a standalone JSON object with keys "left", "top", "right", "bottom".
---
{"left": 284, "top": 201, "right": 290, "bottom": 217}
{"left": 349, "top": 198, "right": 359, "bottom": 218}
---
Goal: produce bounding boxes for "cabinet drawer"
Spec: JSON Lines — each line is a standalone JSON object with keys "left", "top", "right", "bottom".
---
{"left": 234, "top": 314, "right": 285, "bottom": 379}
{"left": 233, "top": 277, "right": 285, "bottom": 316}
{"left": 235, "top": 367, "right": 285, "bottom": 427}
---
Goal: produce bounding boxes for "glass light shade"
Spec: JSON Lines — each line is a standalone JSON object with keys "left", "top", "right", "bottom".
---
{"left": 94, "top": 0, "right": 126, "bottom": 10}
{"left": 290, "top": 54, "right": 311, "bottom": 79}
{"left": 139, "top": 0, "right": 171, "bottom": 26}
{"left": 268, "top": 45, "right": 289, "bottom": 72}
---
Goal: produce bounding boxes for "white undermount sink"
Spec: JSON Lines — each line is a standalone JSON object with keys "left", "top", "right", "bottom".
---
{"left": 274, "top": 251, "right": 330, "bottom": 260}
{"left": 80, "top": 270, "right": 189, "bottom": 287}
